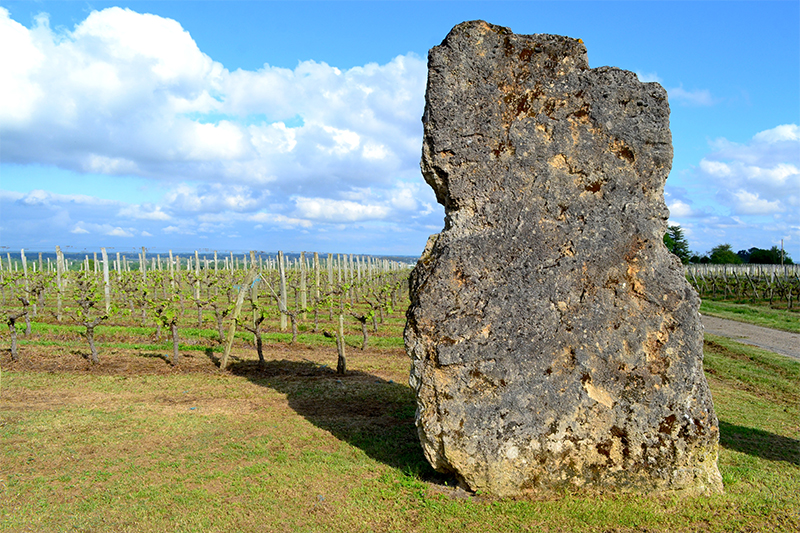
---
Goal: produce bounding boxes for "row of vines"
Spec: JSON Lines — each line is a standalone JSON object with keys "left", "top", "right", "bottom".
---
{"left": 685, "top": 264, "right": 800, "bottom": 309}
{"left": 1, "top": 247, "right": 412, "bottom": 374}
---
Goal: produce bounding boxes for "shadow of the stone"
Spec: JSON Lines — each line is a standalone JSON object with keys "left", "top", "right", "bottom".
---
{"left": 228, "top": 358, "right": 449, "bottom": 481}
{"left": 719, "top": 420, "right": 800, "bottom": 466}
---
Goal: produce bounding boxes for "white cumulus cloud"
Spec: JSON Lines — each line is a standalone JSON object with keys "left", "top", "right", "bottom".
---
{"left": 700, "top": 124, "right": 800, "bottom": 212}
{"left": 118, "top": 204, "right": 172, "bottom": 221}
{"left": 667, "top": 199, "right": 694, "bottom": 218}
{"left": 0, "top": 6, "right": 441, "bottom": 253}
{"left": 635, "top": 72, "right": 662, "bottom": 84}
{"left": 731, "top": 190, "right": 784, "bottom": 215}
{"left": 672, "top": 124, "right": 800, "bottom": 257}
{"left": 294, "top": 197, "right": 390, "bottom": 222}
{"left": 0, "top": 8, "right": 46, "bottom": 125}
{"left": 753, "top": 124, "right": 799, "bottom": 143}
{"left": 0, "top": 7, "right": 426, "bottom": 191}
{"left": 668, "top": 85, "right": 715, "bottom": 106}
{"left": 163, "top": 183, "right": 268, "bottom": 213}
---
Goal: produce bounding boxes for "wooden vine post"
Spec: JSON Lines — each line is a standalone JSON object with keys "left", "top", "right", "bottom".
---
{"left": 56, "top": 246, "right": 64, "bottom": 322}
{"left": 336, "top": 313, "right": 346, "bottom": 374}
{"left": 220, "top": 265, "right": 258, "bottom": 371}
{"left": 313, "top": 252, "right": 321, "bottom": 301}
{"left": 194, "top": 250, "right": 201, "bottom": 313}
{"left": 168, "top": 250, "right": 176, "bottom": 291}
{"left": 327, "top": 253, "right": 334, "bottom": 319}
{"left": 299, "top": 251, "right": 308, "bottom": 319}
{"left": 101, "top": 247, "right": 111, "bottom": 313}
{"left": 249, "top": 251, "right": 258, "bottom": 331}
{"left": 278, "top": 251, "right": 288, "bottom": 331}
{"left": 20, "top": 249, "right": 29, "bottom": 293}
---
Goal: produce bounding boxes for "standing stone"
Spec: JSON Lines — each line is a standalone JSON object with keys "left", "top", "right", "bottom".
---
{"left": 405, "top": 21, "right": 723, "bottom": 497}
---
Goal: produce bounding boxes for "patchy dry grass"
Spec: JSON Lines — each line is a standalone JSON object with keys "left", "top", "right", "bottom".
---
{"left": 1, "top": 328, "right": 799, "bottom": 532}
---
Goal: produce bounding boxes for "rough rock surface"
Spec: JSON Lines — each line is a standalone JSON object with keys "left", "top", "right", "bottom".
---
{"left": 404, "top": 21, "right": 723, "bottom": 497}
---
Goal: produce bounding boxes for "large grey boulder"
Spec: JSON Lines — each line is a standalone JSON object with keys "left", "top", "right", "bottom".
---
{"left": 404, "top": 21, "right": 723, "bottom": 497}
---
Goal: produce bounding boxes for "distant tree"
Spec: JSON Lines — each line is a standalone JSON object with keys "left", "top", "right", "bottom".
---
{"left": 748, "top": 246, "right": 793, "bottom": 265}
{"left": 663, "top": 225, "right": 691, "bottom": 264}
{"left": 708, "top": 244, "right": 743, "bottom": 265}
{"left": 737, "top": 248, "right": 752, "bottom": 263}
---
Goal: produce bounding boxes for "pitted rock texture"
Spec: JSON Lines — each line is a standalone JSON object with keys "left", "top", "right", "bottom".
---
{"left": 404, "top": 21, "right": 723, "bottom": 497}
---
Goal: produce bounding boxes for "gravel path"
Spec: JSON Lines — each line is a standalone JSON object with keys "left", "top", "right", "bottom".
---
{"left": 701, "top": 315, "right": 800, "bottom": 361}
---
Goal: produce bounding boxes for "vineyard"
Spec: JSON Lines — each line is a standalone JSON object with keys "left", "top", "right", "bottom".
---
{"left": 1, "top": 248, "right": 411, "bottom": 372}
{"left": 5, "top": 248, "right": 800, "bottom": 372}
{"left": 686, "top": 264, "right": 800, "bottom": 309}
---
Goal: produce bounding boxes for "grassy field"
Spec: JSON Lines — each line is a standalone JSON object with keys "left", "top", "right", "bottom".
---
{"left": 1, "top": 314, "right": 799, "bottom": 531}
{"left": 699, "top": 299, "right": 800, "bottom": 333}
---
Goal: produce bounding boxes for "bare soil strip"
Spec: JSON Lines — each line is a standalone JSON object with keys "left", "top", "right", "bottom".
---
{"left": 702, "top": 315, "right": 800, "bottom": 361}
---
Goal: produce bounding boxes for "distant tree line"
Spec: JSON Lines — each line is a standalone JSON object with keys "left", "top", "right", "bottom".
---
{"left": 663, "top": 225, "right": 793, "bottom": 265}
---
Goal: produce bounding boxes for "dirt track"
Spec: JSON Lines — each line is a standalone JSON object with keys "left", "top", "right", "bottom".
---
{"left": 701, "top": 315, "right": 800, "bottom": 361}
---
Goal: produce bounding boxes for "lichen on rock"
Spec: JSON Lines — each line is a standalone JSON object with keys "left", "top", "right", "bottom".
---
{"left": 404, "top": 20, "right": 723, "bottom": 497}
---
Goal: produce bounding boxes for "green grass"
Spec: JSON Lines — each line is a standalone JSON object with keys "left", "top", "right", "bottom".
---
{"left": 700, "top": 300, "right": 800, "bottom": 333}
{"left": 9, "top": 317, "right": 406, "bottom": 351}
{"left": 703, "top": 334, "right": 800, "bottom": 406}
{"left": 15, "top": 331, "right": 403, "bottom": 353}
{"left": 1, "top": 328, "right": 799, "bottom": 531}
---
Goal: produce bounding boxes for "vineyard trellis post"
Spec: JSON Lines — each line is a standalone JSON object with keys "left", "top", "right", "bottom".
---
{"left": 313, "top": 252, "right": 321, "bottom": 301}
{"left": 220, "top": 265, "right": 259, "bottom": 371}
{"left": 249, "top": 251, "right": 258, "bottom": 332}
{"left": 101, "top": 247, "right": 111, "bottom": 314}
{"left": 278, "top": 251, "right": 288, "bottom": 331}
{"left": 327, "top": 253, "right": 334, "bottom": 319}
{"left": 168, "top": 250, "right": 176, "bottom": 291}
{"left": 56, "top": 246, "right": 64, "bottom": 321}
{"left": 336, "top": 313, "right": 346, "bottom": 374}
{"left": 21, "top": 249, "right": 29, "bottom": 293}
{"left": 300, "top": 251, "right": 307, "bottom": 320}
{"left": 194, "top": 250, "right": 201, "bottom": 306}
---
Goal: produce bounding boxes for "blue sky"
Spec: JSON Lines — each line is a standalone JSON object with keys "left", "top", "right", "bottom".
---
{"left": 1, "top": 1, "right": 798, "bottom": 259}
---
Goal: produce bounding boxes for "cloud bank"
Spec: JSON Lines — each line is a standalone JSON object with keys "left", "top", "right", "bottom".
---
{"left": 0, "top": 7, "right": 437, "bottom": 253}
